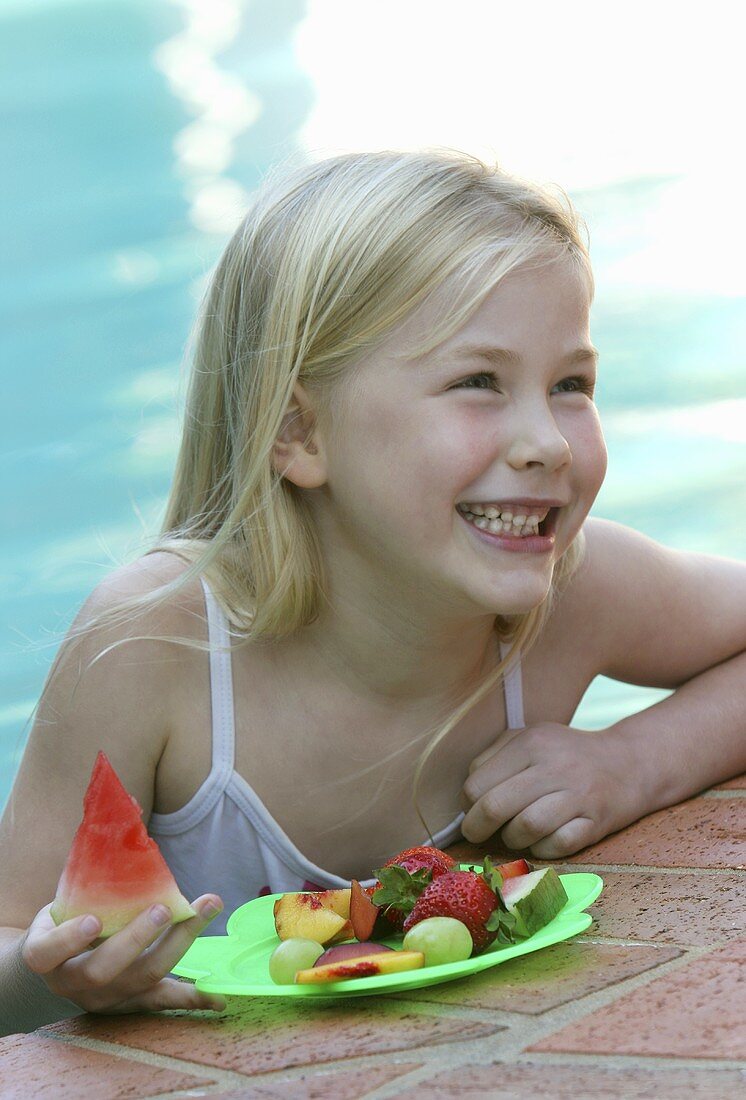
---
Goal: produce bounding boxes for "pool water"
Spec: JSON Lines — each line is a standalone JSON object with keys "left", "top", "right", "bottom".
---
{"left": 1, "top": 1, "right": 744, "bottom": 811}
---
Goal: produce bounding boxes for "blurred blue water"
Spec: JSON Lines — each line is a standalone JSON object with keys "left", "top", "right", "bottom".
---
{"left": 1, "top": 1, "right": 744, "bottom": 809}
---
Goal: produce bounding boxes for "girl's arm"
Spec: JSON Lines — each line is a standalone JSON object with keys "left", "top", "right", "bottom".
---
{"left": 0, "top": 556, "right": 224, "bottom": 1035}
{"left": 461, "top": 518, "right": 746, "bottom": 856}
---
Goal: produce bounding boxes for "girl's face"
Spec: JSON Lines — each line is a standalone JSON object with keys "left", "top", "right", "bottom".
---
{"left": 315, "top": 258, "right": 608, "bottom": 619}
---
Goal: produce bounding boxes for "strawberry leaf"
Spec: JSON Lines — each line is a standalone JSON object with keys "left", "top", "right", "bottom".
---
{"left": 485, "top": 906, "right": 517, "bottom": 943}
{"left": 480, "top": 854, "right": 505, "bottom": 897}
{"left": 371, "top": 864, "right": 432, "bottom": 916}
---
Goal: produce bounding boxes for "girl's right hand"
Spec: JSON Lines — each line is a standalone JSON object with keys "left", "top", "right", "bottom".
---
{"left": 20, "top": 895, "right": 227, "bottom": 1015}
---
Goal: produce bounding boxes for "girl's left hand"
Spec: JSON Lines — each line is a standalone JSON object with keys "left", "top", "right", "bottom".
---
{"left": 461, "top": 722, "right": 646, "bottom": 859}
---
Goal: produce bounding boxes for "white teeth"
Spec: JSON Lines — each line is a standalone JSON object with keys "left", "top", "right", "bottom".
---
{"left": 461, "top": 510, "right": 540, "bottom": 538}
{"left": 458, "top": 502, "right": 552, "bottom": 525}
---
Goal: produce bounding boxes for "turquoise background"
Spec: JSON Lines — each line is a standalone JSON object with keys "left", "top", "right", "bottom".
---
{"left": 1, "top": 1, "right": 744, "bottom": 810}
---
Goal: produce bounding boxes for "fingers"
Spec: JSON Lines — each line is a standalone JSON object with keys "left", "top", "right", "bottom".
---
{"left": 23, "top": 905, "right": 103, "bottom": 976}
{"left": 107, "top": 977, "right": 226, "bottom": 1016}
{"left": 463, "top": 737, "right": 531, "bottom": 804}
{"left": 129, "top": 895, "right": 224, "bottom": 988}
{"left": 22, "top": 894, "right": 228, "bottom": 1017}
{"left": 68, "top": 903, "right": 180, "bottom": 993}
{"left": 468, "top": 727, "right": 525, "bottom": 775}
{"left": 461, "top": 769, "right": 550, "bottom": 843}
{"left": 500, "top": 791, "right": 575, "bottom": 850}
{"left": 529, "top": 816, "right": 598, "bottom": 860}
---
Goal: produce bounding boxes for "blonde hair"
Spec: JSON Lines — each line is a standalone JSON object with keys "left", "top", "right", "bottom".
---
{"left": 30, "top": 147, "right": 593, "bottom": 841}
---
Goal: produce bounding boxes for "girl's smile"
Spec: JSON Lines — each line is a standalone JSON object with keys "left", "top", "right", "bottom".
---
{"left": 455, "top": 501, "right": 562, "bottom": 554}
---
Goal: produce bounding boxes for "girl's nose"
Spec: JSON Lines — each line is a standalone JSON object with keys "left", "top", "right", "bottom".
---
{"left": 505, "top": 407, "right": 572, "bottom": 471}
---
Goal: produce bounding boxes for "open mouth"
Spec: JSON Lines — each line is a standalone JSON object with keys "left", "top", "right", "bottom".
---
{"left": 457, "top": 504, "right": 562, "bottom": 540}
{"left": 539, "top": 508, "right": 559, "bottom": 537}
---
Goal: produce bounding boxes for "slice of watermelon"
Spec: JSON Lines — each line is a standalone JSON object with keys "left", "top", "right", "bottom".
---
{"left": 50, "top": 751, "right": 196, "bottom": 936}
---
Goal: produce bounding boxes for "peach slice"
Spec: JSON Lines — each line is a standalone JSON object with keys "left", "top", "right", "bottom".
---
{"left": 326, "top": 918, "right": 355, "bottom": 944}
{"left": 316, "top": 889, "right": 352, "bottom": 919}
{"left": 273, "top": 893, "right": 348, "bottom": 945}
{"left": 295, "top": 950, "right": 425, "bottom": 984}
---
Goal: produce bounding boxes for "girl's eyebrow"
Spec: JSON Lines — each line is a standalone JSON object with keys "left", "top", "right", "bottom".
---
{"left": 447, "top": 344, "right": 600, "bottom": 368}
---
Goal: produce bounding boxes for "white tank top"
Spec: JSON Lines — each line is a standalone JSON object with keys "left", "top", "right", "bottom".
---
{"left": 149, "top": 577, "right": 526, "bottom": 934}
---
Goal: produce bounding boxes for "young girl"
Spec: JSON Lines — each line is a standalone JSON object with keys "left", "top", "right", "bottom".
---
{"left": 1, "top": 149, "right": 744, "bottom": 1034}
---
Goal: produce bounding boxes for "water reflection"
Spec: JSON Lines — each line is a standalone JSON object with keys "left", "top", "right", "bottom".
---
{"left": 153, "top": 0, "right": 261, "bottom": 233}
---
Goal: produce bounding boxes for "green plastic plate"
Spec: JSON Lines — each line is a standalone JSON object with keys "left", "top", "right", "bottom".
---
{"left": 172, "top": 869, "right": 603, "bottom": 998}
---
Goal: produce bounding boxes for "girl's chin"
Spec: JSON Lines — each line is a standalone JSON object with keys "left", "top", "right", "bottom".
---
{"left": 461, "top": 577, "right": 552, "bottom": 618}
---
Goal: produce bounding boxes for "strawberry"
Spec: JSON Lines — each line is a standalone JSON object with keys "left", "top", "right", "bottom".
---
{"left": 371, "top": 845, "right": 457, "bottom": 929}
{"left": 402, "top": 870, "right": 500, "bottom": 950}
{"left": 391, "top": 856, "right": 518, "bottom": 952}
{"left": 383, "top": 845, "right": 456, "bottom": 878}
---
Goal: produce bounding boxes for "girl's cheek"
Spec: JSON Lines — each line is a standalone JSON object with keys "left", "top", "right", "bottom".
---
{"left": 586, "top": 412, "right": 609, "bottom": 476}
{"left": 573, "top": 414, "right": 608, "bottom": 495}
{"left": 435, "top": 413, "right": 497, "bottom": 474}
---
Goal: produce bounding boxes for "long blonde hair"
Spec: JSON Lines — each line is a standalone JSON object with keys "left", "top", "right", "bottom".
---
{"left": 31, "top": 148, "right": 593, "bottom": 839}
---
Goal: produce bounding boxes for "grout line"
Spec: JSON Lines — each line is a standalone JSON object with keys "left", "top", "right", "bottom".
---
{"left": 510, "top": 1050, "right": 746, "bottom": 1070}
{"left": 42, "top": 1030, "right": 270, "bottom": 1091}
{"left": 556, "top": 863, "right": 745, "bottom": 875}
{"left": 576, "top": 935, "right": 723, "bottom": 952}
{"left": 142, "top": 1090, "right": 221, "bottom": 1099}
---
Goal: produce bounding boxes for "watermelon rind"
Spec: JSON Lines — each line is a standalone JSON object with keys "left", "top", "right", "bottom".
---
{"left": 501, "top": 868, "right": 568, "bottom": 938}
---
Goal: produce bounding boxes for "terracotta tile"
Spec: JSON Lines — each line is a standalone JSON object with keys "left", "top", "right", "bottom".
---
{"left": 216, "top": 1062, "right": 420, "bottom": 1098}
{"left": 386, "top": 1060, "right": 746, "bottom": 1098}
{"left": 389, "top": 941, "right": 680, "bottom": 1013}
{"left": 47, "top": 999, "right": 503, "bottom": 1076}
{"left": 574, "top": 870, "right": 746, "bottom": 945}
{"left": 564, "top": 797, "right": 746, "bottom": 868}
{"left": 530, "top": 940, "right": 746, "bottom": 1059}
{"left": 0, "top": 1032, "right": 213, "bottom": 1099}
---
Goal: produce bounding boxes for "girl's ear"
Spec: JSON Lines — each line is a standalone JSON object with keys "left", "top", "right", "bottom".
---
{"left": 271, "top": 382, "right": 327, "bottom": 488}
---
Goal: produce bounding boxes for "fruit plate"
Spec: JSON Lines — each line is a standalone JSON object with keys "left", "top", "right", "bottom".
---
{"left": 171, "top": 869, "right": 603, "bottom": 998}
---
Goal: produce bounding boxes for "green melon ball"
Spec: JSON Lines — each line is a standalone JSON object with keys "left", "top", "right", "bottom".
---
{"left": 402, "top": 917, "right": 473, "bottom": 966}
{"left": 269, "top": 938, "right": 325, "bottom": 984}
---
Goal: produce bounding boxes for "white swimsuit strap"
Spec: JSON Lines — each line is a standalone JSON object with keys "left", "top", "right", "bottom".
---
{"left": 499, "top": 639, "right": 525, "bottom": 729}
{"left": 199, "top": 576, "right": 236, "bottom": 780}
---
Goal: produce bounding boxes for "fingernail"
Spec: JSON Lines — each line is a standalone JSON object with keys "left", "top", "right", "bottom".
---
{"left": 81, "top": 915, "right": 101, "bottom": 937}
{"left": 200, "top": 900, "right": 222, "bottom": 920}
{"left": 150, "top": 904, "right": 171, "bottom": 926}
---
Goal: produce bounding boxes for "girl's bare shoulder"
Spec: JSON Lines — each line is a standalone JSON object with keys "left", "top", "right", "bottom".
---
{"left": 0, "top": 551, "right": 209, "bottom": 927}
{"left": 555, "top": 516, "right": 746, "bottom": 688}
{"left": 91, "top": 549, "right": 206, "bottom": 620}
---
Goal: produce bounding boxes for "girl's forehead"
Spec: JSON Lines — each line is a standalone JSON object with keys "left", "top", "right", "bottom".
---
{"left": 386, "top": 260, "right": 592, "bottom": 370}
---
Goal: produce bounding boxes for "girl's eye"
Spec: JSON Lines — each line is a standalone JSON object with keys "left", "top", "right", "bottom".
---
{"left": 451, "top": 372, "right": 500, "bottom": 390}
{"left": 554, "top": 374, "right": 596, "bottom": 396}
{"left": 451, "top": 372, "right": 596, "bottom": 396}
